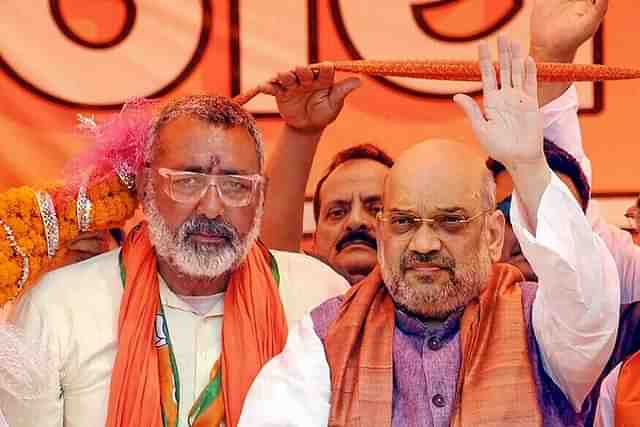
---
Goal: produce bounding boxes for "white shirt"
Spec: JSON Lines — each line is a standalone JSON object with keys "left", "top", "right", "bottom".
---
{"left": 238, "top": 175, "right": 621, "bottom": 426}
{"left": 594, "top": 362, "right": 621, "bottom": 427}
{"left": 0, "top": 249, "right": 349, "bottom": 427}
{"left": 543, "top": 85, "right": 640, "bottom": 304}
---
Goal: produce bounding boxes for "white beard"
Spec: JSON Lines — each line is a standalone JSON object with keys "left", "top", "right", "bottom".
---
{"left": 144, "top": 180, "right": 262, "bottom": 279}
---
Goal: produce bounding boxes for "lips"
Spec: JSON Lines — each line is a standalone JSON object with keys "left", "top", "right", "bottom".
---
{"left": 405, "top": 262, "right": 450, "bottom": 276}
{"left": 189, "top": 232, "right": 228, "bottom": 244}
{"left": 181, "top": 216, "right": 236, "bottom": 245}
{"left": 402, "top": 252, "right": 455, "bottom": 275}
{"left": 408, "top": 263, "right": 444, "bottom": 273}
{"left": 342, "top": 239, "right": 374, "bottom": 249}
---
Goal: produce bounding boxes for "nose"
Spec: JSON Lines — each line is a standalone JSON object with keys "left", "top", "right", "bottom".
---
{"left": 195, "top": 184, "right": 225, "bottom": 219}
{"left": 408, "top": 222, "right": 441, "bottom": 254}
{"left": 345, "top": 201, "right": 372, "bottom": 232}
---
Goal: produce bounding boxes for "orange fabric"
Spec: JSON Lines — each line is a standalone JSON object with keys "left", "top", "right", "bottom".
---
{"left": 325, "top": 263, "right": 542, "bottom": 427}
{"left": 325, "top": 266, "right": 394, "bottom": 427}
{"left": 106, "top": 223, "right": 163, "bottom": 427}
{"left": 221, "top": 237, "right": 288, "bottom": 427}
{"left": 615, "top": 351, "right": 640, "bottom": 426}
{"left": 452, "top": 263, "right": 542, "bottom": 427}
{"left": 106, "top": 223, "right": 288, "bottom": 427}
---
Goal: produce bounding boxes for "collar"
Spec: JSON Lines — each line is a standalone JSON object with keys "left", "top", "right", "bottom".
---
{"left": 395, "top": 305, "right": 463, "bottom": 342}
{"left": 159, "top": 275, "right": 225, "bottom": 318}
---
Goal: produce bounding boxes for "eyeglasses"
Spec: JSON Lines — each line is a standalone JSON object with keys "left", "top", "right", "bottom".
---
{"left": 156, "top": 168, "right": 263, "bottom": 207}
{"left": 377, "top": 209, "right": 492, "bottom": 237}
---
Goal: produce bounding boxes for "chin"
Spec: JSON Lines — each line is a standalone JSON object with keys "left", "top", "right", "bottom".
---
{"left": 336, "top": 249, "right": 377, "bottom": 268}
{"left": 338, "top": 259, "right": 376, "bottom": 285}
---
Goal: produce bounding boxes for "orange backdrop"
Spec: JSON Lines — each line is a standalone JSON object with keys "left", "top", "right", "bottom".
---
{"left": 0, "top": 0, "right": 637, "bottom": 195}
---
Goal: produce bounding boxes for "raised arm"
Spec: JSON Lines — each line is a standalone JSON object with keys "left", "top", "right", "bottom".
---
{"left": 530, "top": 0, "right": 608, "bottom": 107}
{"left": 259, "top": 64, "right": 360, "bottom": 251}
{"left": 454, "top": 36, "right": 550, "bottom": 227}
{"left": 532, "top": 0, "right": 607, "bottom": 180}
{"left": 455, "top": 36, "right": 620, "bottom": 410}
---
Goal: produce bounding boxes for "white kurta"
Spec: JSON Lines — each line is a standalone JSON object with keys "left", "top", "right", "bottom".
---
{"left": 544, "top": 85, "right": 640, "bottom": 304}
{"left": 594, "top": 362, "right": 621, "bottom": 427}
{"left": 238, "top": 175, "right": 621, "bottom": 426}
{"left": 0, "top": 249, "right": 349, "bottom": 427}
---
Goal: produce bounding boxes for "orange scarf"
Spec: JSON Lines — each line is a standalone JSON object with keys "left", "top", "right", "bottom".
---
{"left": 615, "top": 351, "right": 640, "bottom": 426}
{"left": 106, "top": 223, "right": 288, "bottom": 427}
{"left": 325, "top": 263, "right": 542, "bottom": 427}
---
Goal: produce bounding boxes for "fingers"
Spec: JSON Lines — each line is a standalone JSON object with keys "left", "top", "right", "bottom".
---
{"left": 315, "top": 61, "right": 335, "bottom": 86}
{"left": 295, "top": 66, "right": 314, "bottom": 88}
{"left": 498, "top": 35, "right": 511, "bottom": 89}
{"left": 257, "top": 81, "right": 285, "bottom": 97}
{"left": 453, "top": 94, "right": 485, "bottom": 127}
{"left": 478, "top": 42, "right": 497, "bottom": 94}
{"left": 510, "top": 40, "right": 525, "bottom": 90}
{"left": 262, "top": 63, "right": 335, "bottom": 98}
{"left": 67, "top": 233, "right": 110, "bottom": 255}
{"left": 328, "top": 77, "right": 361, "bottom": 108}
{"left": 524, "top": 56, "right": 538, "bottom": 102}
{"left": 277, "top": 71, "right": 297, "bottom": 90}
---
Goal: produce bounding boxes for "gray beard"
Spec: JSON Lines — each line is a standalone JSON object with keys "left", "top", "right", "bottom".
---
{"left": 377, "top": 238, "right": 491, "bottom": 320}
{"left": 144, "top": 182, "right": 262, "bottom": 279}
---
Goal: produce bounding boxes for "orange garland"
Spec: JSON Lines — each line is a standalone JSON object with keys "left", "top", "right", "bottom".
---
{"left": 232, "top": 60, "right": 640, "bottom": 105}
{"left": 0, "top": 174, "right": 137, "bottom": 306}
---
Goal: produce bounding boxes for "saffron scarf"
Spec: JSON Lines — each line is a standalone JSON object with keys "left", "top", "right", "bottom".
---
{"left": 615, "top": 351, "right": 640, "bottom": 426}
{"left": 106, "top": 222, "right": 288, "bottom": 427}
{"left": 324, "top": 263, "right": 542, "bottom": 427}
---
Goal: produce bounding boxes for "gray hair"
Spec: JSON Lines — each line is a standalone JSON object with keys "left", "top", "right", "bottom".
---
{"left": 144, "top": 95, "right": 264, "bottom": 172}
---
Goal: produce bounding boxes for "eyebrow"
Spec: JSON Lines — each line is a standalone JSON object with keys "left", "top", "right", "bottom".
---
{"left": 324, "top": 199, "right": 350, "bottom": 208}
{"left": 433, "top": 206, "right": 468, "bottom": 214}
{"left": 361, "top": 195, "right": 382, "bottom": 204}
{"left": 387, "top": 207, "right": 469, "bottom": 216}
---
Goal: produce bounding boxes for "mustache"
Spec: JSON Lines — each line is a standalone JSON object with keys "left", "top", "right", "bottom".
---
{"left": 336, "top": 229, "right": 377, "bottom": 252}
{"left": 402, "top": 252, "right": 455, "bottom": 270}
{"left": 181, "top": 216, "right": 237, "bottom": 241}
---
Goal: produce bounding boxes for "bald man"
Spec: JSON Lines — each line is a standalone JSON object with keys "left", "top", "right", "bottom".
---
{"left": 238, "top": 37, "right": 619, "bottom": 427}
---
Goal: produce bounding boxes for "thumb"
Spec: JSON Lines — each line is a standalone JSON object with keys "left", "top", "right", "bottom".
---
{"left": 453, "top": 94, "right": 485, "bottom": 125}
{"left": 329, "top": 77, "right": 361, "bottom": 108}
{"left": 593, "top": 0, "right": 608, "bottom": 19}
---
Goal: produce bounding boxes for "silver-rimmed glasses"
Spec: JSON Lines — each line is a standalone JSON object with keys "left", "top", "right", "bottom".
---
{"left": 156, "top": 168, "right": 263, "bottom": 207}
{"left": 377, "top": 209, "right": 492, "bottom": 238}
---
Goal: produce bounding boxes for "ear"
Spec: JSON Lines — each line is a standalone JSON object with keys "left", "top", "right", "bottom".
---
{"left": 485, "top": 209, "right": 505, "bottom": 263}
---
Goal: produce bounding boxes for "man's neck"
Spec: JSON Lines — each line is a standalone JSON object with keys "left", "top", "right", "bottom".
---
{"left": 157, "top": 257, "right": 230, "bottom": 296}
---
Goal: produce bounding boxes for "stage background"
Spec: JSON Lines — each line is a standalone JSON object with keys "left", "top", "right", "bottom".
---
{"left": 1, "top": 1, "right": 638, "bottom": 228}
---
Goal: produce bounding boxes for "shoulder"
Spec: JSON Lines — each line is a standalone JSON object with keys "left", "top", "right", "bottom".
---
{"left": 15, "top": 249, "right": 122, "bottom": 321}
{"left": 272, "top": 250, "right": 349, "bottom": 297}
{"left": 310, "top": 295, "right": 345, "bottom": 342}
{"left": 271, "top": 250, "right": 349, "bottom": 325}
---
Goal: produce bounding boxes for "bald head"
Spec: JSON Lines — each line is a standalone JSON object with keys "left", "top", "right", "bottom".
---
{"left": 377, "top": 139, "right": 504, "bottom": 320}
{"left": 385, "top": 139, "right": 495, "bottom": 214}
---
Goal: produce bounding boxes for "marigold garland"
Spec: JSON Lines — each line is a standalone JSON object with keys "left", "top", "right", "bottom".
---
{"left": 0, "top": 174, "right": 137, "bottom": 306}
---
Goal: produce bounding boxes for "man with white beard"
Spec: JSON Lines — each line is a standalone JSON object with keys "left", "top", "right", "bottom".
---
{"left": 0, "top": 95, "right": 349, "bottom": 427}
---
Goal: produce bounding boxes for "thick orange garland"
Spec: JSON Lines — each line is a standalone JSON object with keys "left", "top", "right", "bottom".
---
{"left": 0, "top": 175, "right": 137, "bottom": 306}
